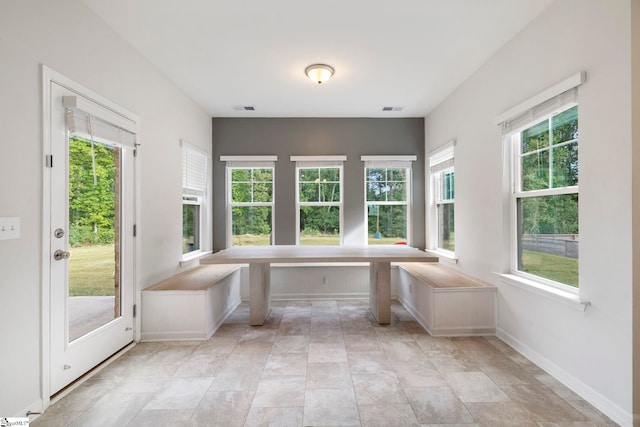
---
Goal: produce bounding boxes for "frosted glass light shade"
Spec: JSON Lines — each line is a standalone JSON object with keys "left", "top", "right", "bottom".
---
{"left": 305, "top": 64, "right": 334, "bottom": 84}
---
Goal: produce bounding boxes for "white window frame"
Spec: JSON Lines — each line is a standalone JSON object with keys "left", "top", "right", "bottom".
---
{"left": 361, "top": 155, "right": 416, "bottom": 246}
{"left": 292, "top": 155, "right": 346, "bottom": 246}
{"left": 221, "top": 156, "right": 277, "bottom": 247}
{"left": 428, "top": 142, "right": 456, "bottom": 258}
{"left": 181, "top": 140, "right": 209, "bottom": 261}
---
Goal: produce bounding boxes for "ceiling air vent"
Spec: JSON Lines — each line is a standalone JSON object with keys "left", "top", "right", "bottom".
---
{"left": 382, "top": 106, "right": 404, "bottom": 112}
{"left": 233, "top": 105, "right": 256, "bottom": 111}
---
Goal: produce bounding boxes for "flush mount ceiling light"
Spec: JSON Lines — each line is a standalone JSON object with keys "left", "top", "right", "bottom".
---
{"left": 305, "top": 64, "right": 334, "bottom": 84}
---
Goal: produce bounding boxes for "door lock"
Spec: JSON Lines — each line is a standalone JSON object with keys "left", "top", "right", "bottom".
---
{"left": 53, "top": 250, "right": 71, "bottom": 261}
{"left": 54, "top": 228, "right": 65, "bottom": 238}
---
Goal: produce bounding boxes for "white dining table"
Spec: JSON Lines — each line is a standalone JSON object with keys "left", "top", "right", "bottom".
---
{"left": 200, "top": 245, "right": 438, "bottom": 326}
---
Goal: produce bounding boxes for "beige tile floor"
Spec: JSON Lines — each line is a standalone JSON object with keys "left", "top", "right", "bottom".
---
{"left": 34, "top": 300, "right": 619, "bottom": 427}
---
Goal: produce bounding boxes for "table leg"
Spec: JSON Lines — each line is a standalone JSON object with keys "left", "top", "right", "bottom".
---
{"left": 369, "top": 261, "right": 391, "bottom": 324}
{"left": 249, "top": 262, "right": 271, "bottom": 326}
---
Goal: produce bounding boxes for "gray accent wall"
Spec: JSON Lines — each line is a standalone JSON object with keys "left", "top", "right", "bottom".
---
{"left": 212, "top": 118, "right": 425, "bottom": 251}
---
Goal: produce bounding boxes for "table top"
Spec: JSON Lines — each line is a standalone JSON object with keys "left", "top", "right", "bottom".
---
{"left": 200, "top": 245, "right": 438, "bottom": 264}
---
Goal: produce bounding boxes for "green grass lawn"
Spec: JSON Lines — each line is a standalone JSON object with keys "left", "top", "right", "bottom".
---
{"left": 300, "top": 233, "right": 341, "bottom": 245}
{"left": 69, "top": 244, "right": 116, "bottom": 296}
{"left": 231, "top": 233, "right": 346, "bottom": 245}
{"left": 521, "top": 249, "right": 578, "bottom": 287}
{"left": 232, "top": 234, "right": 271, "bottom": 246}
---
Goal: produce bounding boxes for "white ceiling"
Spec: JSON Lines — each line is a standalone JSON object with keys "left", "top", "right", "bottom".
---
{"left": 82, "top": 0, "right": 554, "bottom": 118}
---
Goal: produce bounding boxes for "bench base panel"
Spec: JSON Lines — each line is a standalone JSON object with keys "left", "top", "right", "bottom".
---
{"left": 398, "top": 268, "right": 496, "bottom": 337}
{"left": 141, "top": 269, "right": 241, "bottom": 341}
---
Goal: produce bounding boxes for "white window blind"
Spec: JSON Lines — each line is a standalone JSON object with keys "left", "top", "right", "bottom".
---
{"left": 221, "top": 155, "right": 278, "bottom": 169}
{"left": 361, "top": 155, "right": 416, "bottom": 169}
{"left": 494, "top": 71, "right": 585, "bottom": 135}
{"left": 499, "top": 88, "right": 578, "bottom": 135}
{"left": 429, "top": 141, "right": 455, "bottom": 173}
{"left": 182, "top": 141, "right": 208, "bottom": 196}
{"left": 291, "top": 155, "right": 346, "bottom": 168}
{"left": 63, "top": 95, "right": 136, "bottom": 147}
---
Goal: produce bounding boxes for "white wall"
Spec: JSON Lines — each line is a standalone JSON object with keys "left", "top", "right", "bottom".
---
{"left": 424, "top": 0, "right": 633, "bottom": 424}
{"left": 0, "top": 0, "right": 212, "bottom": 416}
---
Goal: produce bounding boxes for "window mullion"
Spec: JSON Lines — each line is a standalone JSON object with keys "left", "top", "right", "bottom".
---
{"left": 548, "top": 120, "right": 554, "bottom": 189}
{"left": 515, "top": 185, "right": 578, "bottom": 198}
{"left": 367, "top": 202, "right": 408, "bottom": 207}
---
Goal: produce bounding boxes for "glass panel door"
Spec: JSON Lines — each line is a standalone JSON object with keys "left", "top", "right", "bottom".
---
{"left": 49, "top": 80, "right": 135, "bottom": 395}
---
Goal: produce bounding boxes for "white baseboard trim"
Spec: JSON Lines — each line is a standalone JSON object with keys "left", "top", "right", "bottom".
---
{"left": 496, "top": 327, "right": 632, "bottom": 427}
{"left": 431, "top": 326, "right": 496, "bottom": 337}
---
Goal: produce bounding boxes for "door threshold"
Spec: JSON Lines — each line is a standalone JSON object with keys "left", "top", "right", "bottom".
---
{"left": 49, "top": 341, "right": 136, "bottom": 404}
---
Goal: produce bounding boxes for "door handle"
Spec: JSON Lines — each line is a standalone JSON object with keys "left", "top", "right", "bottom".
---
{"left": 53, "top": 250, "right": 71, "bottom": 261}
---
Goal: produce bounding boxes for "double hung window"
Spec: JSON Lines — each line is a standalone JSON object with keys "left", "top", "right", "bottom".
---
{"left": 496, "top": 74, "right": 584, "bottom": 290}
{"left": 222, "top": 156, "right": 276, "bottom": 246}
{"left": 362, "top": 156, "right": 415, "bottom": 245}
{"left": 293, "top": 156, "right": 345, "bottom": 245}
{"left": 182, "top": 141, "right": 209, "bottom": 257}
{"left": 429, "top": 143, "right": 455, "bottom": 254}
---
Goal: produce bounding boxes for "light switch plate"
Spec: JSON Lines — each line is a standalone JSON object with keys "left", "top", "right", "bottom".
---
{"left": 0, "top": 217, "right": 20, "bottom": 240}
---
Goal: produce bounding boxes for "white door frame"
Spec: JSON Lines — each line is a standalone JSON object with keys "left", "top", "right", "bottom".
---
{"left": 40, "top": 65, "right": 141, "bottom": 409}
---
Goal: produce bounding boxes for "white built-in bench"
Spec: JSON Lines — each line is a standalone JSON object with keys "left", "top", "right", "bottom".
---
{"left": 396, "top": 263, "right": 496, "bottom": 336}
{"left": 141, "top": 264, "right": 243, "bottom": 341}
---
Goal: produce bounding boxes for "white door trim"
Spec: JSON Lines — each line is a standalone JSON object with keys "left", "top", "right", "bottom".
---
{"left": 40, "top": 65, "right": 141, "bottom": 410}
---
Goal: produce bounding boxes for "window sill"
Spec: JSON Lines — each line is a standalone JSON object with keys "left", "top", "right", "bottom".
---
{"left": 426, "top": 249, "right": 458, "bottom": 264}
{"left": 497, "top": 273, "right": 590, "bottom": 311}
{"left": 180, "top": 250, "right": 212, "bottom": 267}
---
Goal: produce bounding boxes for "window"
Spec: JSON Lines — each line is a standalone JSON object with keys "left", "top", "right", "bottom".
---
{"left": 182, "top": 141, "right": 208, "bottom": 256}
{"left": 362, "top": 156, "right": 415, "bottom": 245}
{"left": 495, "top": 73, "right": 584, "bottom": 291}
{"left": 429, "top": 143, "right": 455, "bottom": 254}
{"left": 223, "top": 157, "right": 276, "bottom": 246}
{"left": 293, "top": 156, "right": 345, "bottom": 245}
{"left": 512, "top": 104, "right": 579, "bottom": 288}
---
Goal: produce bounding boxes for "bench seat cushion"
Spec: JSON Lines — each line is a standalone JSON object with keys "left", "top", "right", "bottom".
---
{"left": 145, "top": 264, "right": 243, "bottom": 291}
{"left": 397, "top": 263, "right": 485, "bottom": 288}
